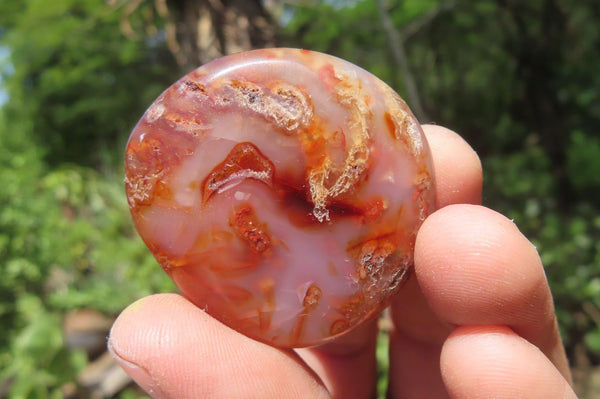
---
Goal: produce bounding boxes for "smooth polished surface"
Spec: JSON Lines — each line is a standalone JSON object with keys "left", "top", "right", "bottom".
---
{"left": 125, "top": 48, "right": 435, "bottom": 347}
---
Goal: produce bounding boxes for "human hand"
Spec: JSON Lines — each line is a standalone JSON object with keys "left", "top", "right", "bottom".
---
{"left": 108, "top": 125, "right": 576, "bottom": 398}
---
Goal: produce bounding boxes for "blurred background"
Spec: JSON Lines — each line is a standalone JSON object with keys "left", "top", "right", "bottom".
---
{"left": 0, "top": 0, "right": 598, "bottom": 397}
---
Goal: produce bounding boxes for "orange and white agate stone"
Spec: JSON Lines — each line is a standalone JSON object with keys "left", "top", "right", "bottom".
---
{"left": 125, "top": 48, "right": 435, "bottom": 347}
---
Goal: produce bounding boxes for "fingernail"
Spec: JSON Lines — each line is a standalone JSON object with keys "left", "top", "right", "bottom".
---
{"left": 107, "top": 338, "right": 166, "bottom": 398}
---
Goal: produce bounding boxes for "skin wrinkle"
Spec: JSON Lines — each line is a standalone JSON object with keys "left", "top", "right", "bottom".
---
{"left": 108, "top": 337, "right": 167, "bottom": 398}
{"left": 390, "top": 275, "right": 453, "bottom": 345}
{"left": 296, "top": 320, "right": 378, "bottom": 398}
{"left": 388, "top": 328, "right": 450, "bottom": 399}
{"left": 441, "top": 326, "right": 576, "bottom": 399}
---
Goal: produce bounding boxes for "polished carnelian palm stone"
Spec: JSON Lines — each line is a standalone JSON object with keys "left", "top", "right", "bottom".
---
{"left": 125, "top": 48, "right": 435, "bottom": 347}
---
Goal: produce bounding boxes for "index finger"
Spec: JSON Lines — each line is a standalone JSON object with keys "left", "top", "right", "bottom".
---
{"left": 387, "top": 125, "right": 570, "bottom": 398}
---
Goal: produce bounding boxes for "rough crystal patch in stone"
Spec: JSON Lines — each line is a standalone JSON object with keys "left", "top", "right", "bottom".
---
{"left": 125, "top": 48, "right": 436, "bottom": 348}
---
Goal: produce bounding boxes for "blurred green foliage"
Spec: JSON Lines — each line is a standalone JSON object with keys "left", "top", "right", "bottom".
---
{"left": 0, "top": 0, "right": 176, "bottom": 167}
{"left": 0, "top": 104, "right": 176, "bottom": 396}
{"left": 0, "top": 0, "right": 176, "bottom": 395}
{"left": 0, "top": 0, "right": 598, "bottom": 397}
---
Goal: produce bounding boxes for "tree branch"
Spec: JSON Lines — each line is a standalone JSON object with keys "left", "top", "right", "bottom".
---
{"left": 376, "top": 0, "right": 428, "bottom": 122}
{"left": 402, "top": 1, "right": 456, "bottom": 40}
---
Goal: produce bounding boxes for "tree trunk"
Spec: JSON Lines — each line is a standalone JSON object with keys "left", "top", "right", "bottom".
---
{"left": 121, "top": 0, "right": 277, "bottom": 71}
{"left": 171, "top": 0, "right": 278, "bottom": 70}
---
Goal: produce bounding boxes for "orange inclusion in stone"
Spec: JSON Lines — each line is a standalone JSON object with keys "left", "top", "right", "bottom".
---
{"left": 202, "top": 142, "right": 274, "bottom": 204}
{"left": 230, "top": 204, "right": 272, "bottom": 255}
{"left": 359, "top": 197, "right": 386, "bottom": 224}
{"left": 302, "top": 284, "right": 322, "bottom": 310}
{"left": 153, "top": 180, "right": 173, "bottom": 201}
{"left": 384, "top": 111, "right": 396, "bottom": 141}
{"left": 318, "top": 63, "right": 341, "bottom": 91}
